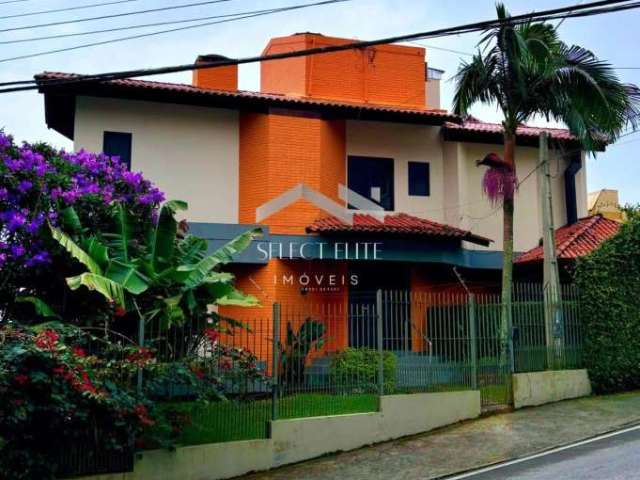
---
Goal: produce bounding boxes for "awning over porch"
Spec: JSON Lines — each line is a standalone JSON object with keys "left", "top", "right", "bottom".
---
{"left": 306, "top": 213, "right": 492, "bottom": 247}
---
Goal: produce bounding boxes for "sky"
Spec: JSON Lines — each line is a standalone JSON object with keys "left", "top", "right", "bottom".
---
{"left": 1, "top": 0, "right": 640, "bottom": 204}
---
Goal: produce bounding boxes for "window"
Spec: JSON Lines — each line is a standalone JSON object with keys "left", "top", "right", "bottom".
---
{"left": 408, "top": 161, "right": 430, "bottom": 196}
{"left": 347, "top": 156, "right": 394, "bottom": 211}
{"left": 103, "top": 131, "right": 132, "bottom": 169}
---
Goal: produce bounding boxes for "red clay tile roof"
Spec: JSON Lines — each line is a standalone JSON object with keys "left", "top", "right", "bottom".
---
{"left": 35, "top": 72, "right": 457, "bottom": 122}
{"left": 516, "top": 214, "right": 621, "bottom": 264}
{"left": 443, "top": 117, "right": 577, "bottom": 142}
{"left": 307, "top": 213, "right": 492, "bottom": 246}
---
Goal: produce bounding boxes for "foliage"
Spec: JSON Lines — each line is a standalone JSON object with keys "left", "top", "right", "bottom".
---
{"left": 0, "top": 323, "right": 156, "bottom": 480}
{"left": 452, "top": 3, "right": 639, "bottom": 362}
{"left": 330, "top": 347, "right": 397, "bottom": 394}
{"left": 48, "top": 200, "right": 260, "bottom": 333}
{"left": 575, "top": 211, "right": 640, "bottom": 393}
{"left": 278, "top": 318, "right": 325, "bottom": 386}
{"left": 453, "top": 3, "right": 639, "bottom": 147}
{"left": 0, "top": 131, "right": 165, "bottom": 324}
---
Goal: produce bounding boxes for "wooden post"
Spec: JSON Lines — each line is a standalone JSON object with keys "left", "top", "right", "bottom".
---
{"left": 538, "top": 132, "right": 563, "bottom": 368}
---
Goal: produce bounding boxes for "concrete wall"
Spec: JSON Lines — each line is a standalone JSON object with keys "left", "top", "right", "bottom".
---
{"left": 74, "top": 96, "right": 240, "bottom": 223}
{"left": 78, "top": 391, "right": 480, "bottom": 480}
{"left": 346, "top": 121, "right": 445, "bottom": 222}
{"left": 512, "top": 369, "right": 592, "bottom": 409}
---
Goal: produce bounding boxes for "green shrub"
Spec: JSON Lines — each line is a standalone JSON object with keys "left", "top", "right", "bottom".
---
{"left": 330, "top": 348, "right": 397, "bottom": 394}
{"left": 575, "top": 210, "right": 640, "bottom": 393}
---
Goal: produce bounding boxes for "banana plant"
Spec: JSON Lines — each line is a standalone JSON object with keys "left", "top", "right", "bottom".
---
{"left": 49, "top": 200, "right": 261, "bottom": 329}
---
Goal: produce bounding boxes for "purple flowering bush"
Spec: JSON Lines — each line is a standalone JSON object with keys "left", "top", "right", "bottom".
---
{"left": 0, "top": 131, "right": 164, "bottom": 323}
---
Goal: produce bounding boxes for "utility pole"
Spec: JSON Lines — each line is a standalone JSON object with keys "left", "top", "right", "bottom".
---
{"left": 538, "top": 132, "right": 563, "bottom": 368}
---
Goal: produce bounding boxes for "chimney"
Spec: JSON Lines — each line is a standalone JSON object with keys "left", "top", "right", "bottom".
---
{"left": 192, "top": 54, "right": 238, "bottom": 91}
{"left": 425, "top": 65, "right": 444, "bottom": 110}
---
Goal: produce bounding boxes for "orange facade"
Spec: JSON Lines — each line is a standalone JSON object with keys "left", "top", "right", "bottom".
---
{"left": 238, "top": 112, "right": 345, "bottom": 235}
{"left": 261, "top": 33, "right": 427, "bottom": 109}
{"left": 192, "top": 55, "right": 238, "bottom": 91}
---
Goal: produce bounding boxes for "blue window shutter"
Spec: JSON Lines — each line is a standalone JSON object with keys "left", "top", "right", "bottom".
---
{"left": 103, "top": 131, "right": 132, "bottom": 169}
{"left": 408, "top": 161, "right": 430, "bottom": 196}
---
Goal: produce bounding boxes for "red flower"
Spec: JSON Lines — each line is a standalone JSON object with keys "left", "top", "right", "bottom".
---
{"left": 14, "top": 374, "right": 29, "bottom": 385}
{"left": 114, "top": 306, "right": 127, "bottom": 317}
{"left": 52, "top": 366, "right": 65, "bottom": 376}
{"left": 126, "top": 347, "right": 154, "bottom": 366}
{"left": 203, "top": 328, "right": 219, "bottom": 345}
{"left": 72, "top": 346, "right": 86, "bottom": 357}
{"left": 134, "top": 404, "right": 155, "bottom": 427}
{"left": 34, "top": 329, "right": 59, "bottom": 350}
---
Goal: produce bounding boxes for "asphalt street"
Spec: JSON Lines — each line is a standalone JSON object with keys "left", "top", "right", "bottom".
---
{"left": 448, "top": 426, "right": 640, "bottom": 480}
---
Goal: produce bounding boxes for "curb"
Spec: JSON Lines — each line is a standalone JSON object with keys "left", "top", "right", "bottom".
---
{"left": 435, "top": 418, "right": 640, "bottom": 479}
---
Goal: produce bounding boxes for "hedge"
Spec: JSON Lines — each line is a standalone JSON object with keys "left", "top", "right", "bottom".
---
{"left": 575, "top": 211, "right": 640, "bottom": 393}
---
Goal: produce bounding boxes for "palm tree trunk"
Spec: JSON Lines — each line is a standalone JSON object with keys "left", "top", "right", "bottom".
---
{"left": 500, "top": 130, "right": 516, "bottom": 371}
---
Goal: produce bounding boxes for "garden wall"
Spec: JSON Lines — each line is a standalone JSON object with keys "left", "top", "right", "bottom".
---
{"left": 512, "top": 369, "right": 591, "bottom": 409}
{"left": 77, "top": 390, "right": 480, "bottom": 480}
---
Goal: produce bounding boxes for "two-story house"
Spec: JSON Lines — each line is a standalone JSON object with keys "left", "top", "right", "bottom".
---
{"left": 37, "top": 33, "right": 596, "bottom": 345}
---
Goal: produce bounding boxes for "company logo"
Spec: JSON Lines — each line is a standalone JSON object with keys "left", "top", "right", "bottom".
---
{"left": 256, "top": 183, "right": 384, "bottom": 225}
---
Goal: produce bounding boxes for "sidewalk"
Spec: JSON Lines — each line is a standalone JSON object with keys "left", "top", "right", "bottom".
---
{"left": 239, "top": 391, "right": 640, "bottom": 480}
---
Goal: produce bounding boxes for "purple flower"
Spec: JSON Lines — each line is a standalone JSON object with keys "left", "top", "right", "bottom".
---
{"left": 3, "top": 210, "right": 26, "bottom": 232}
{"left": 11, "top": 244, "right": 25, "bottom": 258}
{"left": 17, "top": 180, "right": 32, "bottom": 193}
{"left": 61, "top": 190, "right": 80, "bottom": 204}
{"left": 0, "top": 253, "right": 6, "bottom": 266}
{"left": 0, "top": 187, "right": 7, "bottom": 201}
{"left": 25, "top": 213, "right": 45, "bottom": 234}
{"left": 4, "top": 158, "right": 22, "bottom": 171}
{"left": 122, "top": 171, "right": 143, "bottom": 187}
{"left": 25, "top": 250, "right": 50, "bottom": 267}
{"left": 50, "top": 187, "right": 62, "bottom": 200}
{"left": 0, "top": 133, "right": 10, "bottom": 150}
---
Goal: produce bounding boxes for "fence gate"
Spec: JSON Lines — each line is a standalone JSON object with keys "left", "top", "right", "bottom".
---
{"left": 400, "top": 291, "right": 512, "bottom": 411}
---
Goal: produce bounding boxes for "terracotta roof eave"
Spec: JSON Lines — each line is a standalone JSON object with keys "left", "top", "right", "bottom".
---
{"left": 35, "top": 72, "right": 459, "bottom": 125}
{"left": 515, "top": 215, "right": 621, "bottom": 264}
{"left": 306, "top": 213, "right": 493, "bottom": 247}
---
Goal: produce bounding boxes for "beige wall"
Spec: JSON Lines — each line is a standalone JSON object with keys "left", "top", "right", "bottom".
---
{"left": 77, "top": 391, "right": 480, "bottom": 480}
{"left": 346, "top": 121, "right": 446, "bottom": 222}
{"left": 445, "top": 141, "right": 587, "bottom": 252}
{"left": 513, "top": 369, "right": 591, "bottom": 409}
{"left": 74, "top": 96, "right": 240, "bottom": 223}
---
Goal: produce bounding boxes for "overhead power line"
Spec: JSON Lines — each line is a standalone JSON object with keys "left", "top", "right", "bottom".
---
{"left": 0, "top": 0, "right": 637, "bottom": 93}
{"left": 0, "top": 0, "right": 29, "bottom": 4}
{"left": 0, "top": 0, "right": 236, "bottom": 33}
{"left": 0, "top": 5, "right": 305, "bottom": 45}
{"left": 0, "top": 0, "right": 350, "bottom": 64}
{"left": 0, "top": 0, "right": 144, "bottom": 20}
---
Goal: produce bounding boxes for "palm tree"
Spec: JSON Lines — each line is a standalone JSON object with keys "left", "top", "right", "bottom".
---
{"left": 453, "top": 3, "right": 639, "bottom": 365}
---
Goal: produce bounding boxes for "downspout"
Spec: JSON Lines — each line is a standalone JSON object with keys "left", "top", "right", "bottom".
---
{"left": 564, "top": 153, "right": 582, "bottom": 225}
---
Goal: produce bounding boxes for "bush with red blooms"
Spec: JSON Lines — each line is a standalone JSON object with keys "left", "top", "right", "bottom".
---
{"left": 0, "top": 323, "right": 157, "bottom": 480}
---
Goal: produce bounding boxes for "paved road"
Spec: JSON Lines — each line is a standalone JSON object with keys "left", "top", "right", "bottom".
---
{"left": 241, "top": 392, "right": 640, "bottom": 480}
{"left": 450, "top": 426, "right": 640, "bottom": 480}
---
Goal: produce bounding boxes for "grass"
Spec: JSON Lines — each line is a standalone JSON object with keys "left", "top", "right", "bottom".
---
{"left": 155, "top": 393, "right": 379, "bottom": 446}
{"left": 149, "top": 382, "right": 510, "bottom": 447}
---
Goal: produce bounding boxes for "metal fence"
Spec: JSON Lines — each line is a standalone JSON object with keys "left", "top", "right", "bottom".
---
{"left": 141, "top": 284, "right": 583, "bottom": 445}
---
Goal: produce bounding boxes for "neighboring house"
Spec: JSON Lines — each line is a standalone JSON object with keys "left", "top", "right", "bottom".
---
{"left": 516, "top": 214, "right": 621, "bottom": 281}
{"left": 588, "top": 188, "right": 625, "bottom": 221}
{"left": 36, "top": 33, "right": 593, "bottom": 327}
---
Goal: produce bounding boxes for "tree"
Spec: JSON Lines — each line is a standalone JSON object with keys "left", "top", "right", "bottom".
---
{"left": 453, "top": 3, "right": 639, "bottom": 365}
{"left": 49, "top": 200, "right": 260, "bottom": 333}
